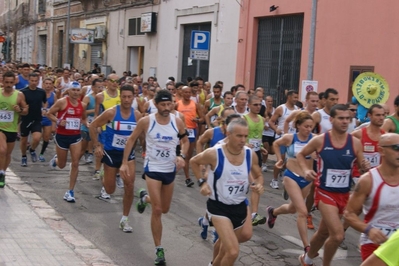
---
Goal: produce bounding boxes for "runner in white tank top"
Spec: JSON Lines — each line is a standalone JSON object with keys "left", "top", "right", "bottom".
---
{"left": 312, "top": 89, "right": 339, "bottom": 134}
{"left": 316, "top": 109, "right": 332, "bottom": 133}
{"left": 344, "top": 133, "right": 399, "bottom": 261}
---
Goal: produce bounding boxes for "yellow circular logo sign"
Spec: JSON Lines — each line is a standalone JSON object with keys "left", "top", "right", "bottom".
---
{"left": 352, "top": 72, "right": 389, "bottom": 108}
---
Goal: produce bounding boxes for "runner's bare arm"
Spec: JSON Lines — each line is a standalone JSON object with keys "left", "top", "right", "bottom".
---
{"left": 351, "top": 129, "right": 362, "bottom": 139}
{"left": 94, "top": 93, "right": 104, "bottom": 118}
{"left": 297, "top": 135, "right": 322, "bottom": 180}
{"left": 273, "top": 134, "right": 293, "bottom": 163}
{"left": 196, "top": 128, "right": 213, "bottom": 154}
{"left": 205, "top": 106, "right": 218, "bottom": 128}
{"left": 196, "top": 103, "right": 205, "bottom": 123}
{"left": 354, "top": 137, "right": 370, "bottom": 171}
{"left": 16, "top": 92, "right": 29, "bottom": 115}
{"left": 122, "top": 117, "right": 149, "bottom": 164}
{"left": 311, "top": 111, "right": 321, "bottom": 131}
{"left": 344, "top": 174, "right": 388, "bottom": 244}
{"left": 250, "top": 150, "right": 264, "bottom": 188}
{"left": 284, "top": 110, "right": 299, "bottom": 134}
{"left": 381, "top": 118, "right": 395, "bottom": 133}
{"left": 88, "top": 107, "right": 116, "bottom": 147}
{"left": 46, "top": 98, "right": 66, "bottom": 124}
{"left": 269, "top": 106, "right": 282, "bottom": 133}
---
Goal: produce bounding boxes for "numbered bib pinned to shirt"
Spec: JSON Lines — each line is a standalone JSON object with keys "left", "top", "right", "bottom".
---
{"left": 65, "top": 118, "right": 80, "bottom": 130}
{"left": 187, "top": 129, "right": 195, "bottom": 138}
{"left": 325, "top": 169, "right": 351, "bottom": 188}
{"left": 0, "top": 110, "right": 14, "bottom": 122}
{"left": 151, "top": 145, "right": 173, "bottom": 161}
{"left": 249, "top": 138, "right": 261, "bottom": 152}
{"left": 364, "top": 152, "right": 380, "bottom": 168}
{"left": 112, "top": 134, "right": 128, "bottom": 149}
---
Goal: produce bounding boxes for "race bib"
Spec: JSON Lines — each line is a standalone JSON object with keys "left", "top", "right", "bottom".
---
{"left": 364, "top": 152, "right": 380, "bottom": 168}
{"left": 374, "top": 224, "right": 398, "bottom": 238}
{"left": 187, "top": 129, "right": 195, "bottom": 138}
{"left": 249, "top": 138, "right": 261, "bottom": 151}
{"left": 294, "top": 142, "right": 306, "bottom": 155}
{"left": 111, "top": 134, "right": 128, "bottom": 149}
{"left": 325, "top": 169, "right": 350, "bottom": 188}
{"left": 65, "top": 118, "right": 80, "bottom": 130}
{"left": 223, "top": 181, "right": 248, "bottom": 198}
{"left": 0, "top": 110, "right": 13, "bottom": 122}
{"left": 151, "top": 146, "right": 173, "bottom": 161}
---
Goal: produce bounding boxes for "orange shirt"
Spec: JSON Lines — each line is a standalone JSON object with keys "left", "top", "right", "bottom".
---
{"left": 177, "top": 100, "right": 197, "bottom": 129}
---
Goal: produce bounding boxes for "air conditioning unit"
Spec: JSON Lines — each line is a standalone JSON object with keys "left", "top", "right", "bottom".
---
{"left": 94, "top": 26, "right": 106, "bottom": 39}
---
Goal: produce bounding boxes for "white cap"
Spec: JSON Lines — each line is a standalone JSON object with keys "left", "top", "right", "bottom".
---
{"left": 68, "top": 81, "right": 81, "bottom": 90}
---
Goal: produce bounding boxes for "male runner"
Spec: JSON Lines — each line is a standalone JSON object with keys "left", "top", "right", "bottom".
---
{"left": 269, "top": 90, "right": 299, "bottom": 189}
{"left": 244, "top": 96, "right": 268, "bottom": 225}
{"left": 351, "top": 104, "right": 385, "bottom": 183}
{"left": 344, "top": 133, "right": 399, "bottom": 261}
{"left": 20, "top": 73, "right": 47, "bottom": 166}
{"left": 0, "top": 71, "right": 28, "bottom": 187}
{"left": 176, "top": 86, "right": 204, "bottom": 187}
{"left": 297, "top": 104, "right": 370, "bottom": 266}
{"left": 120, "top": 90, "right": 188, "bottom": 264}
{"left": 47, "top": 81, "right": 87, "bottom": 202}
{"left": 190, "top": 118, "right": 264, "bottom": 266}
{"left": 89, "top": 85, "right": 142, "bottom": 231}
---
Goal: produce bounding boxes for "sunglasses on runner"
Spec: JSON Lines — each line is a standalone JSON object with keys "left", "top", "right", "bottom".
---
{"left": 380, "top": 144, "right": 399, "bottom": 151}
{"left": 108, "top": 79, "right": 118, "bottom": 83}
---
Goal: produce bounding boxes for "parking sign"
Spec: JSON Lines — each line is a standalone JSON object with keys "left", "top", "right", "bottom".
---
{"left": 190, "top": 31, "right": 210, "bottom": 60}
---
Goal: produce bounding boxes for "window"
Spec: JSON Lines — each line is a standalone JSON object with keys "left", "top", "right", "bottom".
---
{"left": 128, "top": 18, "right": 145, "bottom": 36}
{"left": 39, "top": 0, "right": 46, "bottom": 14}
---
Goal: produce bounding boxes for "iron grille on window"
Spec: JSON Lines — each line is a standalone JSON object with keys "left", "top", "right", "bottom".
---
{"left": 128, "top": 18, "right": 145, "bottom": 36}
{"left": 39, "top": 0, "right": 46, "bottom": 14}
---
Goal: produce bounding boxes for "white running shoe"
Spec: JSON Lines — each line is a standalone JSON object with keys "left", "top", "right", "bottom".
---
{"left": 63, "top": 190, "right": 75, "bottom": 202}
{"left": 49, "top": 155, "right": 57, "bottom": 170}
{"left": 119, "top": 219, "right": 133, "bottom": 233}
{"left": 270, "top": 179, "right": 279, "bottom": 189}
{"left": 116, "top": 174, "right": 124, "bottom": 188}
{"left": 262, "top": 164, "right": 268, "bottom": 172}
{"left": 100, "top": 187, "right": 111, "bottom": 199}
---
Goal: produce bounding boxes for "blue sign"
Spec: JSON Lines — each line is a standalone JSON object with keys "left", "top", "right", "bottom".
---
{"left": 190, "top": 31, "right": 210, "bottom": 51}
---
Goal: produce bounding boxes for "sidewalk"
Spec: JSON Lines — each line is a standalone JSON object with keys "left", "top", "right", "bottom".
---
{"left": 0, "top": 170, "right": 115, "bottom": 266}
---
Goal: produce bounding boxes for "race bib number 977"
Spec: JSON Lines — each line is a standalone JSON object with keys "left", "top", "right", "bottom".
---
{"left": 325, "top": 169, "right": 350, "bottom": 188}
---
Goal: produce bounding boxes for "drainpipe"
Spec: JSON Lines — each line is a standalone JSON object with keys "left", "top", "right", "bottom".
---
{"left": 65, "top": 0, "right": 71, "bottom": 66}
{"left": 307, "top": 0, "right": 317, "bottom": 80}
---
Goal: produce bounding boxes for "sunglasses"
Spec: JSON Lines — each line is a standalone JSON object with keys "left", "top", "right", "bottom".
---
{"left": 108, "top": 79, "right": 118, "bottom": 83}
{"left": 349, "top": 109, "right": 357, "bottom": 112}
{"left": 252, "top": 104, "right": 262, "bottom": 106}
{"left": 380, "top": 144, "right": 399, "bottom": 151}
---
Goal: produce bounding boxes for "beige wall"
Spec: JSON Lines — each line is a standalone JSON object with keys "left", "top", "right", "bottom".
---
{"left": 157, "top": 0, "right": 240, "bottom": 88}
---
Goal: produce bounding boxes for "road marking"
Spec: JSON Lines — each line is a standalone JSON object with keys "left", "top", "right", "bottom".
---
{"left": 281, "top": 235, "right": 348, "bottom": 260}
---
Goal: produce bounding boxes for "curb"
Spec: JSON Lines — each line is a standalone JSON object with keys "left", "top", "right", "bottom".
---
{"left": 5, "top": 170, "right": 117, "bottom": 266}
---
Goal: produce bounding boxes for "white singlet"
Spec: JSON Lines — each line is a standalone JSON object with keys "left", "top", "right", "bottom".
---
{"left": 131, "top": 97, "right": 139, "bottom": 111}
{"left": 360, "top": 168, "right": 399, "bottom": 246}
{"left": 85, "top": 85, "right": 93, "bottom": 95}
{"left": 144, "top": 113, "right": 179, "bottom": 173}
{"left": 317, "top": 109, "right": 332, "bottom": 134}
{"left": 276, "top": 104, "right": 298, "bottom": 138}
{"left": 147, "top": 99, "right": 158, "bottom": 114}
{"left": 347, "top": 118, "right": 357, "bottom": 133}
{"left": 207, "top": 145, "right": 252, "bottom": 205}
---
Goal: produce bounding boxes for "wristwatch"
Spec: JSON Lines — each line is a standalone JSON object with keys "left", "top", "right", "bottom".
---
{"left": 179, "top": 154, "right": 186, "bottom": 159}
{"left": 198, "top": 178, "right": 206, "bottom": 187}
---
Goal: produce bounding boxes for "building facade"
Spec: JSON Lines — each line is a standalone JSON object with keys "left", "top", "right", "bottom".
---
{"left": 236, "top": 0, "right": 399, "bottom": 107}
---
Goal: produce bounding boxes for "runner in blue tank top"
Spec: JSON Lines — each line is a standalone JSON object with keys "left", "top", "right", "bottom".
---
{"left": 296, "top": 104, "right": 370, "bottom": 266}
{"left": 267, "top": 111, "right": 315, "bottom": 253}
{"left": 89, "top": 85, "right": 142, "bottom": 234}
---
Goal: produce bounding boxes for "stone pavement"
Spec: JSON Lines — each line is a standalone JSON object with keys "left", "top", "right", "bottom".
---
{"left": 0, "top": 170, "right": 115, "bottom": 266}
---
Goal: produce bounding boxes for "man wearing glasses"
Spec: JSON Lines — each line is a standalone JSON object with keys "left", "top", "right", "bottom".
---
{"left": 344, "top": 133, "right": 399, "bottom": 262}
{"left": 297, "top": 104, "right": 370, "bottom": 266}
{"left": 95, "top": 73, "right": 123, "bottom": 196}
{"left": 347, "top": 102, "right": 359, "bottom": 133}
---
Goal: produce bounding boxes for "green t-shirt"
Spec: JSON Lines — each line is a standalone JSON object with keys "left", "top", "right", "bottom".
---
{"left": 374, "top": 230, "right": 399, "bottom": 266}
{"left": 0, "top": 90, "right": 19, "bottom": 133}
{"left": 387, "top": 116, "right": 399, "bottom": 134}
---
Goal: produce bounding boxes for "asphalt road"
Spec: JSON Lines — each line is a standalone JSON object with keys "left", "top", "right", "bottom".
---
{"left": 8, "top": 140, "right": 363, "bottom": 266}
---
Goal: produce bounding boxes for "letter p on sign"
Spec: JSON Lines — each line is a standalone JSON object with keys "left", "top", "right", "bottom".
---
{"left": 190, "top": 31, "right": 210, "bottom": 51}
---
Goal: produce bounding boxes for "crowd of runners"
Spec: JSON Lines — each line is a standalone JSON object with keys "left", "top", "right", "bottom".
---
{"left": 0, "top": 62, "right": 398, "bottom": 266}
